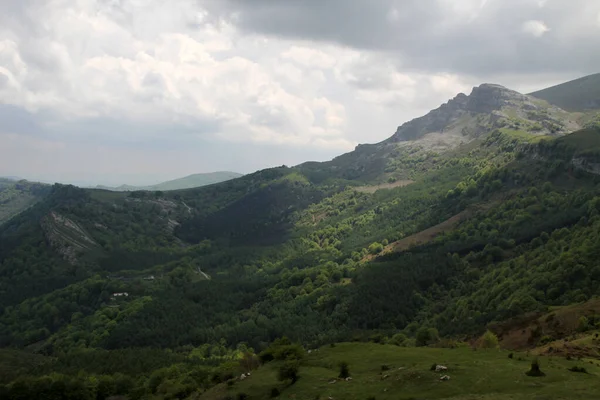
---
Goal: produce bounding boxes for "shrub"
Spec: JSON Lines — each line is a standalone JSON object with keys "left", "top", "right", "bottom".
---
{"left": 339, "top": 361, "right": 350, "bottom": 379}
{"left": 525, "top": 358, "right": 546, "bottom": 377}
{"left": 368, "top": 242, "right": 384, "bottom": 255}
{"left": 480, "top": 330, "right": 499, "bottom": 349}
{"left": 578, "top": 316, "right": 590, "bottom": 332}
{"left": 381, "top": 364, "right": 390, "bottom": 372}
{"left": 278, "top": 360, "right": 300, "bottom": 384}
{"left": 273, "top": 344, "right": 305, "bottom": 361}
{"left": 508, "top": 353, "right": 514, "bottom": 359}
{"left": 237, "top": 393, "right": 249, "bottom": 400}
{"left": 389, "top": 333, "right": 407, "bottom": 346}
{"left": 260, "top": 341, "right": 305, "bottom": 363}
{"left": 416, "top": 327, "right": 439, "bottom": 346}
{"left": 270, "top": 387, "right": 281, "bottom": 398}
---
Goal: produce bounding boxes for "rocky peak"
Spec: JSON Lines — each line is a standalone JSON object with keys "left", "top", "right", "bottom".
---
{"left": 387, "top": 83, "right": 534, "bottom": 143}
{"left": 466, "top": 84, "right": 528, "bottom": 113}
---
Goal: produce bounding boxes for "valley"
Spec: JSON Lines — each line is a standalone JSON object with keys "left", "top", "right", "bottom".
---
{"left": 1, "top": 75, "right": 600, "bottom": 399}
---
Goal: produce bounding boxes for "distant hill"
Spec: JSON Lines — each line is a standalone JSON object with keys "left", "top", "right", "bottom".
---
{"left": 530, "top": 73, "right": 600, "bottom": 112}
{"left": 0, "top": 178, "right": 51, "bottom": 225}
{"left": 96, "top": 171, "right": 243, "bottom": 191}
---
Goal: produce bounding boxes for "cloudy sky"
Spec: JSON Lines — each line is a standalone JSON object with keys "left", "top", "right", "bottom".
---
{"left": 1, "top": 0, "right": 599, "bottom": 185}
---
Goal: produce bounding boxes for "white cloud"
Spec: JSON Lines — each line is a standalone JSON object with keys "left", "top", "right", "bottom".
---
{"left": 522, "top": 20, "right": 550, "bottom": 37}
{"left": 1, "top": 0, "right": 597, "bottom": 183}
{"left": 0, "top": 0, "right": 355, "bottom": 151}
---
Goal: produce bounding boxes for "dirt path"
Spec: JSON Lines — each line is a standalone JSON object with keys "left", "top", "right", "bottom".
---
{"left": 197, "top": 267, "right": 211, "bottom": 280}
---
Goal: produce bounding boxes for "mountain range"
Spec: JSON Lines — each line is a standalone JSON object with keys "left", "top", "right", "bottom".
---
{"left": 1, "top": 73, "right": 600, "bottom": 399}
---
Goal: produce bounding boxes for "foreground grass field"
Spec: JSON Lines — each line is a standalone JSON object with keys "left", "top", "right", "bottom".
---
{"left": 201, "top": 343, "right": 600, "bottom": 400}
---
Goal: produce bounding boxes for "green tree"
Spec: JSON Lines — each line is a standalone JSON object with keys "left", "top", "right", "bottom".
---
{"left": 480, "top": 330, "right": 499, "bottom": 349}
{"left": 278, "top": 360, "right": 299, "bottom": 384}
{"left": 416, "top": 327, "right": 439, "bottom": 347}
{"left": 368, "top": 242, "right": 383, "bottom": 255}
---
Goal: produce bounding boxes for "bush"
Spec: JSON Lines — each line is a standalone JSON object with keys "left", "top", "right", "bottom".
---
{"left": 480, "top": 330, "right": 499, "bottom": 349}
{"left": 270, "top": 387, "right": 281, "bottom": 398}
{"left": 508, "top": 353, "right": 514, "bottom": 359}
{"left": 237, "top": 393, "right": 249, "bottom": 400}
{"left": 368, "top": 242, "right": 384, "bottom": 255}
{"left": 416, "top": 327, "right": 439, "bottom": 347}
{"left": 577, "top": 316, "right": 590, "bottom": 332}
{"left": 389, "top": 333, "right": 407, "bottom": 346}
{"left": 278, "top": 360, "right": 300, "bottom": 384}
{"left": 260, "top": 341, "right": 305, "bottom": 363}
{"left": 339, "top": 361, "right": 350, "bottom": 379}
{"left": 525, "top": 359, "right": 546, "bottom": 377}
{"left": 381, "top": 364, "right": 390, "bottom": 372}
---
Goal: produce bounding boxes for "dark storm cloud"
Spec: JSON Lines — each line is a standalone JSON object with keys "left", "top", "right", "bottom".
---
{"left": 201, "top": 0, "right": 600, "bottom": 76}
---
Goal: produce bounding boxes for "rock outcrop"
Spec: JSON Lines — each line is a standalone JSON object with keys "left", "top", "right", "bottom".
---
{"left": 387, "top": 84, "right": 579, "bottom": 144}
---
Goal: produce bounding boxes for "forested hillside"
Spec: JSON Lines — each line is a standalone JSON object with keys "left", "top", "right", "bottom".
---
{"left": 3, "top": 79, "right": 600, "bottom": 399}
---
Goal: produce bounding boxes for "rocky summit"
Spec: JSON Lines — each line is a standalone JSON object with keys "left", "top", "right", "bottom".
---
{"left": 388, "top": 83, "right": 579, "bottom": 145}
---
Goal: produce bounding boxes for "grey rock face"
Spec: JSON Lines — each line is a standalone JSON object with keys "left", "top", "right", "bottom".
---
{"left": 388, "top": 84, "right": 558, "bottom": 143}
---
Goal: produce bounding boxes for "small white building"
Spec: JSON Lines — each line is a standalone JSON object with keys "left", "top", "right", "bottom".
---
{"left": 113, "top": 292, "right": 129, "bottom": 297}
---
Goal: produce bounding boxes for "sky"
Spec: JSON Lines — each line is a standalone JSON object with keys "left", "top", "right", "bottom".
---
{"left": 1, "top": 0, "right": 599, "bottom": 186}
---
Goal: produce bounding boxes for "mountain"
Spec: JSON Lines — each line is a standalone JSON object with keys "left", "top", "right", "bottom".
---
{"left": 0, "top": 178, "right": 51, "bottom": 225}
{"left": 3, "top": 76, "right": 600, "bottom": 399}
{"left": 530, "top": 73, "right": 600, "bottom": 112}
{"left": 95, "top": 171, "right": 243, "bottom": 191}
{"left": 299, "top": 83, "right": 579, "bottom": 184}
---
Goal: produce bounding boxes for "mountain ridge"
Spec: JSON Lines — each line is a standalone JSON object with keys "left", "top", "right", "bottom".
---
{"left": 94, "top": 171, "right": 243, "bottom": 191}
{"left": 530, "top": 73, "right": 600, "bottom": 112}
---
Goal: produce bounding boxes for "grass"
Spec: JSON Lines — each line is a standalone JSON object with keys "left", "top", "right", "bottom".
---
{"left": 200, "top": 343, "right": 600, "bottom": 400}
{"left": 529, "top": 73, "right": 600, "bottom": 112}
{"left": 499, "top": 128, "right": 550, "bottom": 143}
{"left": 354, "top": 180, "right": 414, "bottom": 194}
{"left": 556, "top": 127, "right": 600, "bottom": 153}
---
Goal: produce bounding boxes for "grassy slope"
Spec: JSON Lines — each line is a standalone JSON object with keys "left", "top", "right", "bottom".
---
{"left": 0, "top": 179, "right": 50, "bottom": 225}
{"left": 530, "top": 73, "right": 600, "bottom": 112}
{"left": 203, "top": 343, "right": 600, "bottom": 400}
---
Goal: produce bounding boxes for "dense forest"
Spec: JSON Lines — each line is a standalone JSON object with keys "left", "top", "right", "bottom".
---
{"left": 2, "top": 82, "right": 600, "bottom": 399}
